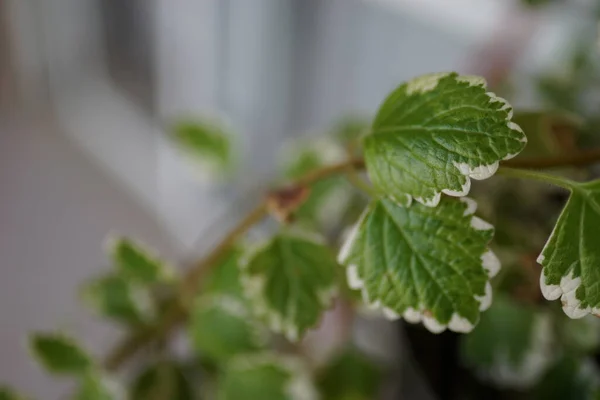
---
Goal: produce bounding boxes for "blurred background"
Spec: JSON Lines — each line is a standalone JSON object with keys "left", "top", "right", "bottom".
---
{"left": 2, "top": 0, "right": 600, "bottom": 398}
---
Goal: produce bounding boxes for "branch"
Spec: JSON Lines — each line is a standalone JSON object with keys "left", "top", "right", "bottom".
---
{"left": 502, "top": 148, "right": 600, "bottom": 169}
{"left": 103, "top": 148, "right": 600, "bottom": 371}
{"left": 103, "top": 158, "right": 363, "bottom": 371}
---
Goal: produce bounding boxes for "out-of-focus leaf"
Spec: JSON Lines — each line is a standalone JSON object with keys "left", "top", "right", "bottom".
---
{"left": 0, "top": 387, "right": 29, "bottom": 400}
{"left": 219, "top": 354, "right": 317, "bottom": 400}
{"left": 534, "top": 356, "right": 598, "bottom": 400}
{"left": 81, "top": 274, "right": 154, "bottom": 325}
{"left": 240, "top": 230, "right": 338, "bottom": 341}
{"left": 172, "top": 119, "right": 233, "bottom": 176}
{"left": 29, "top": 333, "right": 92, "bottom": 376}
{"left": 461, "top": 296, "right": 554, "bottom": 388}
{"left": 317, "top": 348, "right": 382, "bottom": 400}
{"left": 282, "top": 137, "right": 352, "bottom": 229}
{"left": 73, "top": 371, "right": 124, "bottom": 400}
{"left": 560, "top": 315, "right": 600, "bottom": 354}
{"left": 202, "top": 248, "right": 244, "bottom": 300}
{"left": 131, "top": 362, "right": 195, "bottom": 400}
{"left": 108, "top": 237, "right": 172, "bottom": 284}
{"left": 330, "top": 117, "right": 370, "bottom": 145}
{"left": 189, "top": 295, "right": 265, "bottom": 363}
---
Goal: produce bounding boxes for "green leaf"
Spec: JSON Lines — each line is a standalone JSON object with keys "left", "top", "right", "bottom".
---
{"left": 338, "top": 196, "right": 498, "bottom": 333}
{"left": 538, "top": 180, "right": 600, "bottom": 319}
{"left": 108, "top": 237, "right": 171, "bottom": 284}
{"left": 535, "top": 356, "right": 598, "bottom": 400}
{"left": 330, "top": 116, "right": 370, "bottom": 145}
{"left": 240, "top": 230, "right": 338, "bottom": 341}
{"left": 317, "top": 348, "right": 382, "bottom": 400}
{"left": 560, "top": 316, "right": 600, "bottom": 354}
{"left": 189, "top": 295, "right": 265, "bottom": 363}
{"left": 363, "top": 72, "right": 527, "bottom": 207}
{"left": 202, "top": 248, "right": 245, "bottom": 300}
{"left": 131, "top": 362, "right": 195, "bottom": 400}
{"left": 73, "top": 371, "right": 124, "bottom": 400}
{"left": 172, "top": 119, "right": 232, "bottom": 174}
{"left": 461, "top": 296, "right": 553, "bottom": 388}
{"left": 0, "top": 387, "right": 29, "bottom": 400}
{"left": 81, "top": 274, "right": 154, "bottom": 325}
{"left": 29, "top": 333, "right": 92, "bottom": 375}
{"left": 219, "top": 354, "right": 317, "bottom": 400}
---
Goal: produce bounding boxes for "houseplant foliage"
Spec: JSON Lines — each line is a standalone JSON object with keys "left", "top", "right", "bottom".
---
{"left": 6, "top": 71, "right": 600, "bottom": 399}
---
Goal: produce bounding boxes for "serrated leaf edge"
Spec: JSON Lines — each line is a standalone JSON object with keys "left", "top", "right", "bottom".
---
{"left": 338, "top": 197, "right": 500, "bottom": 333}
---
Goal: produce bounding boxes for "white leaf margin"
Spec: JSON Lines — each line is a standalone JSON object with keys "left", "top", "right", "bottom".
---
{"left": 378, "top": 72, "right": 527, "bottom": 208}
{"left": 337, "top": 197, "right": 500, "bottom": 334}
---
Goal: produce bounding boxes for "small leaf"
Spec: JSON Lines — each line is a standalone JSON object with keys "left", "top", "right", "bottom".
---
{"left": 73, "top": 371, "right": 124, "bottom": 400}
{"left": 330, "top": 116, "right": 370, "bottom": 145}
{"left": 172, "top": 119, "right": 233, "bottom": 175}
{"left": 29, "top": 333, "right": 92, "bottom": 375}
{"left": 338, "top": 196, "right": 498, "bottom": 333}
{"left": 219, "top": 354, "right": 317, "bottom": 400}
{"left": 0, "top": 387, "right": 29, "bottom": 400}
{"left": 108, "top": 237, "right": 171, "bottom": 284}
{"left": 461, "top": 296, "right": 554, "bottom": 389}
{"left": 364, "top": 72, "right": 526, "bottom": 207}
{"left": 538, "top": 180, "right": 600, "bottom": 319}
{"left": 81, "top": 274, "right": 154, "bottom": 325}
{"left": 189, "top": 295, "right": 265, "bottom": 363}
{"left": 131, "top": 362, "right": 195, "bottom": 400}
{"left": 317, "top": 348, "right": 382, "bottom": 400}
{"left": 240, "top": 230, "right": 338, "bottom": 341}
{"left": 202, "top": 248, "right": 245, "bottom": 299}
{"left": 282, "top": 138, "right": 351, "bottom": 228}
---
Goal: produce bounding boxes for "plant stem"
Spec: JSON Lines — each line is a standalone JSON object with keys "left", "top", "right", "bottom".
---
{"left": 103, "top": 158, "right": 363, "bottom": 371}
{"left": 496, "top": 167, "right": 575, "bottom": 191}
{"left": 103, "top": 149, "right": 600, "bottom": 370}
{"left": 502, "top": 148, "right": 600, "bottom": 169}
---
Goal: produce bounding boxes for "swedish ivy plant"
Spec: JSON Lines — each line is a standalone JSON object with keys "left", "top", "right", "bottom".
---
{"left": 7, "top": 71, "right": 600, "bottom": 399}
